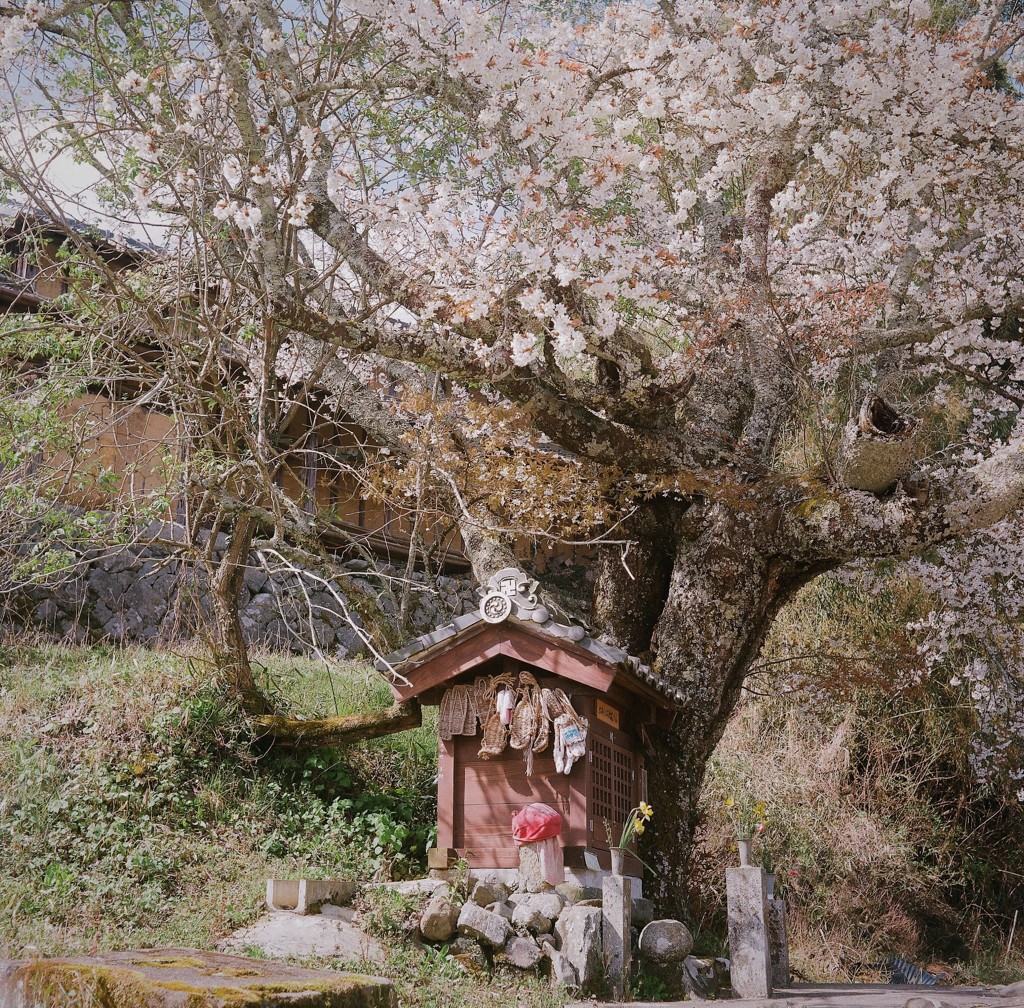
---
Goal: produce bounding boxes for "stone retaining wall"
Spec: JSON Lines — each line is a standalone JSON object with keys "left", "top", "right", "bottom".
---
{"left": 4, "top": 523, "right": 477, "bottom": 656}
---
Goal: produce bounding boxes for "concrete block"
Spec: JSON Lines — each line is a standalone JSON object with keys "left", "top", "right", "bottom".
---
{"left": 726, "top": 866, "right": 772, "bottom": 998}
{"left": 769, "top": 898, "right": 789, "bottom": 988}
{"left": 266, "top": 879, "right": 359, "bottom": 914}
{"left": 602, "top": 874, "right": 632, "bottom": 1001}
{"left": 266, "top": 879, "right": 300, "bottom": 911}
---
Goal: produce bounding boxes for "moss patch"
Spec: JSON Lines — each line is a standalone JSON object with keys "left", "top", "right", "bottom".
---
{"left": 4, "top": 949, "right": 395, "bottom": 1008}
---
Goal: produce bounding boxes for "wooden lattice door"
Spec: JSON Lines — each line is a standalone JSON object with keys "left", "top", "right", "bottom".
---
{"left": 588, "top": 733, "right": 637, "bottom": 848}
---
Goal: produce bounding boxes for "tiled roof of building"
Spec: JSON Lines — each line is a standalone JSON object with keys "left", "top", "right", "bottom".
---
{"left": 374, "top": 568, "right": 685, "bottom": 704}
{"left": 0, "top": 202, "right": 159, "bottom": 257}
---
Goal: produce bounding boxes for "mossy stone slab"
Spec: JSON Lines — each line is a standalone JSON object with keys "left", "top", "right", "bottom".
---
{"left": 0, "top": 947, "right": 395, "bottom": 1008}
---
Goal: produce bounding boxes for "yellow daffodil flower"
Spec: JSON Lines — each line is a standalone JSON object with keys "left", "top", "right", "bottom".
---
{"left": 634, "top": 819, "right": 645, "bottom": 835}
{"left": 639, "top": 801, "right": 653, "bottom": 819}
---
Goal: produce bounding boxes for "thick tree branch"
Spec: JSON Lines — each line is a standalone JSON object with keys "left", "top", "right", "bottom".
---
{"left": 792, "top": 434, "right": 1024, "bottom": 561}
{"left": 256, "top": 700, "right": 422, "bottom": 748}
{"left": 860, "top": 298, "right": 1024, "bottom": 352}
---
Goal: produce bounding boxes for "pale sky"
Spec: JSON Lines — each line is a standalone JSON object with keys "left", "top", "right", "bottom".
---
{"left": 3, "top": 116, "right": 170, "bottom": 249}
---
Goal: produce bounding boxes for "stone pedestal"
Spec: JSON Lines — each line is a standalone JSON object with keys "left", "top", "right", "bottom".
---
{"left": 602, "top": 875, "right": 632, "bottom": 1000}
{"left": 768, "top": 898, "right": 789, "bottom": 988}
{"left": 726, "top": 866, "right": 772, "bottom": 998}
{"left": 265, "top": 879, "right": 358, "bottom": 914}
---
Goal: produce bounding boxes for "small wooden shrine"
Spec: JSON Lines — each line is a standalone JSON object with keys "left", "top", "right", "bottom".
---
{"left": 375, "top": 569, "right": 680, "bottom": 876}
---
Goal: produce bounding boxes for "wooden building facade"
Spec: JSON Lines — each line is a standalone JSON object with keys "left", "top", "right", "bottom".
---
{"left": 376, "top": 569, "right": 682, "bottom": 877}
{"left": 3, "top": 205, "right": 591, "bottom": 575}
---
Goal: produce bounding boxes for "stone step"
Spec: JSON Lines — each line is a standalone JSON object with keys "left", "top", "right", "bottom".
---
{"left": 0, "top": 948, "right": 394, "bottom": 1008}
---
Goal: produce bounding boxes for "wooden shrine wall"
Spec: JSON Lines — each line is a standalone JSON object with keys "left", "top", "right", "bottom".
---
{"left": 442, "top": 735, "right": 585, "bottom": 868}
{"left": 581, "top": 694, "right": 645, "bottom": 859}
{"left": 434, "top": 676, "right": 649, "bottom": 871}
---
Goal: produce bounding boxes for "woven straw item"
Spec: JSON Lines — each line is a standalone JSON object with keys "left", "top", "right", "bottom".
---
{"left": 443, "top": 685, "right": 473, "bottom": 739}
{"left": 478, "top": 711, "right": 507, "bottom": 759}
{"left": 524, "top": 673, "right": 549, "bottom": 753}
{"left": 553, "top": 688, "right": 586, "bottom": 732}
{"left": 461, "top": 696, "right": 477, "bottom": 735}
{"left": 542, "top": 687, "right": 564, "bottom": 720}
{"left": 472, "top": 677, "right": 491, "bottom": 723}
{"left": 532, "top": 700, "right": 550, "bottom": 753}
{"left": 438, "top": 687, "right": 459, "bottom": 741}
{"left": 438, "top": 685, "right": 477, "bottom": 738}
{"left": 509, "top": 694, "right": 537, "bottom": 750}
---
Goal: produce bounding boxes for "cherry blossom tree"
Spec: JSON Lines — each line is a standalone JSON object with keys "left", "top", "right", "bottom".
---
{"left": 3, "top": 0, "right": 1024, "bottom": 910}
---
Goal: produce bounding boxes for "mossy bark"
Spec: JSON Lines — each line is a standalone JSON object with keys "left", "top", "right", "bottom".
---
{"left": 256, "top": 700, "right": 422, "bottom": 748}
{"left": 591, "top": 498, "right": 834, "bottom": 918}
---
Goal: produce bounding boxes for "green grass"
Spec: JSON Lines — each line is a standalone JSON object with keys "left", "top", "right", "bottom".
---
{"left": 0, "top": 640, "right": 439, "bottom": 959}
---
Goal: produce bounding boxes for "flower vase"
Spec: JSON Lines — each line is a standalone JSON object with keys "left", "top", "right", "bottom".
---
{"left": 765, "top": 873, "right": 775, "bottom": 898}
{"left": 610, "top": 846, "right": 627, "bottom": 876}
{"left": 737, "top": 838, "right": 753, "bottom": 867}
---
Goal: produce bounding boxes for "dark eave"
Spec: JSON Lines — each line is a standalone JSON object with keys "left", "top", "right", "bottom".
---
{"left": 0, "top": 202, "right": 160, "bottom": 259}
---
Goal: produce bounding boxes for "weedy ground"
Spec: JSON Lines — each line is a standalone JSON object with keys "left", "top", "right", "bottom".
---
{"left": 1, "top": 635, "right": 1022, "bottom": 1003}
{"left": 0, "top": 639, "right": 438, "bottom": 955}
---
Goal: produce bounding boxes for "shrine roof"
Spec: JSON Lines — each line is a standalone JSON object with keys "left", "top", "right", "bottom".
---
{"left": 374, "top": 568, "right": 684, "bottom": 706}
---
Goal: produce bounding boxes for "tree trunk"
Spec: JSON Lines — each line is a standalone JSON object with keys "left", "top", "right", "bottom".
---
{"left": 208, "top": 513, "right": 271, "bottom": 716}
{"left": 592, "top": 499, "right": 832, "bottom": 916}
{"left": 839, "top": 393, "right": 919, "bottom": 493}
{"left": 591, "top": 499, "right": 679, "bottom": 655}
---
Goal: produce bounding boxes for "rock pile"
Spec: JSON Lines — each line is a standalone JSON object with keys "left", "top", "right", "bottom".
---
{"left": 403, "top": 875, "right": 671, "bottom": 995}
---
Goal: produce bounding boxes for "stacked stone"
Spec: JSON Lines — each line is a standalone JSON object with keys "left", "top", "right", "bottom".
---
{"left": 409, "top": 875, "right": 661, "bottom": 996}
{"left": 8, "top": 527, "right": 476, "bottom": 655}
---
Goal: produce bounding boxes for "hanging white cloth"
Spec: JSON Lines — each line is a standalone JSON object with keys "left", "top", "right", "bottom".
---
{"left": 496, "top": 687, "right": 516, "bottom": 725}
{"left": 536, "top": 835, "right": 564, "bottom": 886}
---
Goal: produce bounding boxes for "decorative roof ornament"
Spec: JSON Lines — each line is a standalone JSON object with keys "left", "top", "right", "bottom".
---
{"left": 479, "top": 567, "right": 551, "bottom": 624}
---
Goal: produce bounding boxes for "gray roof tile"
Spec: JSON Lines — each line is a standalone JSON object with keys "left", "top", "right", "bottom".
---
{"left": 375, "top": 607, "right": 679, "bottom": 703}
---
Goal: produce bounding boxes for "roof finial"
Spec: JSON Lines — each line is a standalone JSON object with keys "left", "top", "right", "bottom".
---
{"left": 479, "top": 567, "right": 550, "bottom": 624}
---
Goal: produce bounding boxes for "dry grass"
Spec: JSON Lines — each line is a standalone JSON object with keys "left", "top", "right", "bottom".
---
{"left": 694, "top": 682, "right": 1024, "bottom": 983}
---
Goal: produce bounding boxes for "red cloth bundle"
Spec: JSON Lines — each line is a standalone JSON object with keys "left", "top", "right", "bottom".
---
{"left": 511, "top": 802, "right": 563, "bottom": 846}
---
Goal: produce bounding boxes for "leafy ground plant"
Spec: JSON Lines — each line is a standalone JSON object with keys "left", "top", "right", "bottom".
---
{"left": 0, "top": 640, "right": 437, "bottom": 957}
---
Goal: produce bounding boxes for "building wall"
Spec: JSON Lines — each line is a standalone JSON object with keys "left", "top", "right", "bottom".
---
{"left": 49, "top": 393, "right": 177, "bottom": 509}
